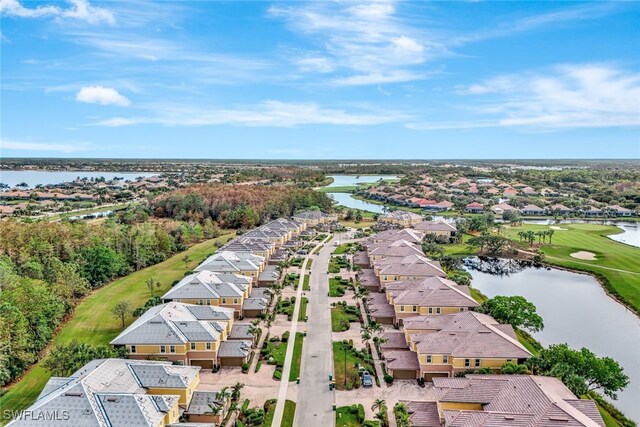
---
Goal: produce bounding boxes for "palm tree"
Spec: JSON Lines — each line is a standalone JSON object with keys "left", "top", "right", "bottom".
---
{"left": 394, "top": 402, "right": 410, "bottom": 427}
{"left": 372, "top": 398, "right": 386, "bottom": 414}
{"left": 207, "top": 402, "right": 222, "bottom": 416}
{"left": 548, "top": 229, "right": 555, "bottom": 244}
{"left": 231, "top": 382, "right": 244, "bottom": 401}
{"left": 216, "top": 386, "right": 230, "bottom": 402}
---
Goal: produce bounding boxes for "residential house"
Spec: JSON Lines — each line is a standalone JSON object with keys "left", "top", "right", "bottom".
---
{"left": 414, "top": 220, "right": 457, "bottom": 240}
{"left": 7, "top": 359, "right": 205, "bottom": 427}
{"left": 424, "top": 201, "right": 454, "bottom": 212}
{"left": 162, "top": 271, "right": 251, "bottom": 317}
{"left": 367, "top": 228, "right": 426, "bottom": 245}
{"left": 380, "top": 210, "right": 424, "bottom": 227}
{"left": 464, "top": 202, "right": 484, "bottom": 214}
{"left": 520, "top": 204, "right": 545, "bottom": 216}
{"left": 292, "top": 210, "right": 337, "bottom": 226}
{"left": 608, "top": 205, "right": 634, "bottom": 217}
{"left": 547, "top": 203, "right": 574, "bottom": 216}
{"left": 196, "top": 251, "right": 265, "bottom": 282}
{"left": 111, "top": 302, "right": 251, "bottom": 368}
{"left": 431, "top": 375, "right": 605, "bottom": 426}
{"left": 373, "top": 254, "right": 446, "bottom": 286}
{"left": 408, "top": 311, "right": 531, "bottom": 381}
{"left": 490, "top": 203, "right": 517, "bottom": 215}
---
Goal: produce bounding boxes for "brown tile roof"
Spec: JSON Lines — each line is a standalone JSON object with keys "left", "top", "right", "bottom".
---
{"left": 383, "top": 349, "right": 419, "bottom": 371}
{"left": 380, "top": 332, "right": 408, "bottom": 350}
{"left": 435, "top": 375, "right": 604, "bottom": 427}
{"left": 414, "top": 220, "right": 457, "bottom": 233}
{"left": 389, "top": 278, "right": 479, "bottom": 309}
{"left": 376, "top": 255, "right": 446, "bottom": 278}
{"left": 413, "top": 312, "right": 531, "bottom": 359}
{"left": 400, "top": 401, "right": 441, "bottom": 427}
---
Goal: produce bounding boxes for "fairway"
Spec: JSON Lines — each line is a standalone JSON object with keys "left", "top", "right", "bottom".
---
{"left": 503, "top": 223, "right": 640, "bottom": 315}
{"left": 0, "top": 232, "right": 235, "bottom": 421}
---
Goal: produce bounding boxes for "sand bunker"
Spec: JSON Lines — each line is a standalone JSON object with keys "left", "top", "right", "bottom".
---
{"left": 550, "top": 226, "right": 568, "bottom": 230}
{"left": 570, "top": 251, "right": 597, "bottom": 260}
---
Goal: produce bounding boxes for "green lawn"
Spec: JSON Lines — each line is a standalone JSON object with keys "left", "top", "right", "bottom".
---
{"left": 289, "top": 332, "right": 304, "bottom": 381}
{"left": 332, "top": 342, "right": 374, "bottom": 391}
{"left": 264, "top": 399, "right": 296, "bottom": 427}
{"left": 502, "top": 223, "right": 640, "bottom": 315}
{"left": 336, "top": 405, "right": 366, "bottom": 427}
{"left": 331, "top": 305, "right": 359, "bottom": 332}
{"left": 298, "top": 297, "right": 308, "bottom": 321}
{"left": 329, "top": 277, "right": 348, "bottom": 296}
{"left": 334, "top": 242, "right": 355, "bottom": 254}
{"left": 0, "top": 233, "right": 235, "bottom": 418}
{"left": 303, "top": 274, "right": 310, "bottom": 290}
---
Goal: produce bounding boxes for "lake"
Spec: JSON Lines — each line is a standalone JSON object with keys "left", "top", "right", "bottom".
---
{"left": 326, "top": 174, "right": 398, "bottom": 188}
{"left": 466, "top": 259, "right": 640, "bottom": 422}
{"left": 0, "top": 170, "right": 156, "bottom": 188}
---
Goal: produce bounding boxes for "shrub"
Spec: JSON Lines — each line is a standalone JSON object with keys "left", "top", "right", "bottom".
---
{"left": 282, "top": 331, "right": 290, "bottom": 342}
{"left": 241, "top": 363, "right": 250, "bottom": 373}
{"left": 384, "top": 374, "right": 394, "bottom": 384}
{"left": 274, "top": 369, "right": 282, "bottom": 380}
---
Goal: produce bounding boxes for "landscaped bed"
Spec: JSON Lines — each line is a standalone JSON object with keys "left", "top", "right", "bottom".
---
{"left": 260, "top": 332, "right": 304, "bottom": 382}
{"left": 332, "top": 341, "right": 375, "bottom": 391}
{"left": 335, "top": 404, "right": 380, "bottom": 427}
{"left": 329, "top": 276, "right": 351, "bottom": 296}
{"left": 298, "top": 297, "right": 308, "bottom": 321}
{"left": 331, "top": 302, "right": 360, "bottom": 332}
{"left": 328, "top": 255, "right": 350, "bottom": 273}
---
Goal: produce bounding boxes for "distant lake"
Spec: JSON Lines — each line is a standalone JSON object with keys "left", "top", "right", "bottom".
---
{"left": 467, "top": 259, "right": 640, "bottom": 422}
{"left": 0, "top": 170, "right": 156, "bottom": 188}
{"left": 326, "top": 174, "right": 398, "bottom": 187}
{"left": 523, "top": 218, "right": 640, "bottom": 249}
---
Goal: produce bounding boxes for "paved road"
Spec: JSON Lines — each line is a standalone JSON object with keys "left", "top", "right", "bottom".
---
{"left": 294, "top": 239, "right": 336, "bottom": 426}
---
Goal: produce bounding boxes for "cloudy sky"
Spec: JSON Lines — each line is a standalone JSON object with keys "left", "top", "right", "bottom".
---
{"left": 1, "top": 0, "right": 639, "bottom": 159}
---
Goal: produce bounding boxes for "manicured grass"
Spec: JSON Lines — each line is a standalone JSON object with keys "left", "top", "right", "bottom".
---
{"left": 336, "top": 405, "right": 366, "bottom": 426}
{"left": 0, "top": 233, "right": 235, "bottom": 417}
{"left": 339, "top": 219, "right": 375, "bottom": 229}
{"left": 264, "top": 399, "right": 296, "bottom": 427}
{"left": 597, "top": 403, "right": 621, "bottom": 427}
{"left": 298, "top": 297, "right": 308, "bottom": 321}
{"left": 303, "top": 274, "right": 310, "bottom": 290}
{"left": 289, "top": 332, "right": 304, "bottom": 381}
{"left": 329, "top": 277, "right": 348, "bottom": 296}
{"left": 317, "top": 185, "right": 360, "bottom": 193}
{"left": 331, "top": 305, "right": 359, "bottom": 332}
{"left": 306, "top": 258, "right": 313, "bottom": 269}
{"left": 502, "top": 223, "right": 640, "bottom": 314}
{"left": 334, "top": 242, "right": 355, "bottom": 254}
{"left": 332, "top": 342, "right": 374, "bottom": 391}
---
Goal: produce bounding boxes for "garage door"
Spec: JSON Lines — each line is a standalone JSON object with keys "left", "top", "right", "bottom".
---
{"left": 423, "top": 372, "right": 449, "bottom": 382}
{"left": 392, "top": 369, "right": 417, "bottom": 380}
{"left": 190, "top": 359, "right": 214, "bottom": 369}
{"left": 219, "top": 357, "right": 244, "bottom": 367}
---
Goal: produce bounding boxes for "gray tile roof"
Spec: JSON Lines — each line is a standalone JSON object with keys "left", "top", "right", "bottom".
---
{"left": 414, "top": 220, "right": 457, "bottom": 233}
{"left": 185, "top": 391, "right": 225, "bottom": 415}
{"left": 110, "top": 302, "right": 232, "bottom": 345}
{"left": 243, "top": 298, "right": 268, "bottom": 311}
{"left": 230, "top": 324, "right": 253, "bottom": 339}
{"left": 218, "top": 340, "right": 252, "bottom": 358}
{"left": 196, "top": 251, "right": 263, "bottom": 273}
{"left": 8, "top": 359, "right": 199, "bottom": 427}
{"left": 162, "top": 271, "right": 245, "bottom": 301}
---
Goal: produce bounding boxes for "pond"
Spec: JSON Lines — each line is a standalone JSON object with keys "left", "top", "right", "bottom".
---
{"left": 0, "top": 170, "right": 155, "bottom": 188}
{"left": 466, "top": 258, "right": 640, "bottom": 422}
{"left": 325, "top": 174, "right": 398, "bottom": 214}
{"left": 325, "top": 174, "right": 398, "bottom": 188}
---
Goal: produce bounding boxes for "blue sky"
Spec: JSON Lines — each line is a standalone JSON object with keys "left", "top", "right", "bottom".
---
{"left": 1, "top": 0, "right": 639, "bottom": 159}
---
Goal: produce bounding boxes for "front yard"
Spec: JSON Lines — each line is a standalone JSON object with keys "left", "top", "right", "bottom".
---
{"left": 331, "top": 302, "right": 360, "bottom": 332}
{"left": 333, "top": 341, "right": 375, "bottom": 391}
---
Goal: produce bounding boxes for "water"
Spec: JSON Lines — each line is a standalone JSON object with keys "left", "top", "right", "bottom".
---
{"left": 328, "top": 192, "right": 388, "bottom": 214}
{"left": 68, "top": 210, "right": 114, "bottom": 221}
{"left": 467, "top": 259, "right": 640, "bottom": 422}
{"left": 0, "top": 170, "right": 155, "bottom": 188}
{"left": 326, "top": 174, "right": 398, "bottom": 188}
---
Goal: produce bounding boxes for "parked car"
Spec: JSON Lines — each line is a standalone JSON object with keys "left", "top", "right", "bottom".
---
{"left": 361, "top": 371, "right": 373, "bottom": 388}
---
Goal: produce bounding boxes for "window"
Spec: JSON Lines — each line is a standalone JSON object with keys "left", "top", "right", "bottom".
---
{"left": 198, "top": 299, "right": 204, "bottom": 305}
{"left": 464, "top": 359, "right": 470, "bottom": 367}
{"left": 170, "top": 345, "right": 176, "bottom": 353}
{"left": 206, "top": 342, "right": 212, "bottom": 350}
{"left": 426, "top": 355, "right": 432, "bottom": 364}
{"left": 475, "top": 359, "right": 481, "bottom": 367}
{"left": 459, "top": 308, "right": 465, "bottom": 312}
{"left": 206, "top": 299, "right": 211, "bottom": 305}
{"left": 507, "top": 359, "right": 512, "bottom": 363}
{"left": 443, "top": 355, "right": 448, "bottom": 364}
{"left": 233, "top": 298, "right": 239, "bottom": 304}
{"left": 412, "top": 305, "right": 417, "bottom": 312}
{"left": 160, "top": 345, "right": 166, "bottom": 353}
{"left": 130, "top": 345, "right": 136, "bottom": 353}
{"left": 400, "top": 305, "right": 405, "bottom": 312}
{"left": 222, "top": 298, "right": 227, "bottom": 304}
{"left": 428, "top": 307, "right": 433, "bottom": 314}
{"left": 190, "top": 343, "right": 196, "bottom": 350}
{"left": 436, "top": 307, "right": 441, "bottom": 314}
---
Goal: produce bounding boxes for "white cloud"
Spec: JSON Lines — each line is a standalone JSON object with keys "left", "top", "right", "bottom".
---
{"left": 0, "top": 139, "right": 90, "bottom": 153}
{"left": 270, "top": 1, "right": 445, "bottom": 85}
{"left": 411, "top": 64, "right": 640, "bottom": 131}
{"left": 95, "top": 101, "right": 409, "bottom": 128}
{"left": 0, "top": 0, "right": 115, "bottom": 24}
{"left": 76, "top": 86, "right": 131, "bottom": 106}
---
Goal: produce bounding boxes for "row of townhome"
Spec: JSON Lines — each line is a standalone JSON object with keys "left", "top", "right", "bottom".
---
{"left": 355, "top": 225, "right": 532, "bottom": 383}
{"left": 353, "top": 226, "right": 605, "bottom": 426}
{"left": 110, "top": 216, "right": 315, "bottom": 371}
{"left": 12, "top": 212, "right": 335, "bottom": 427}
